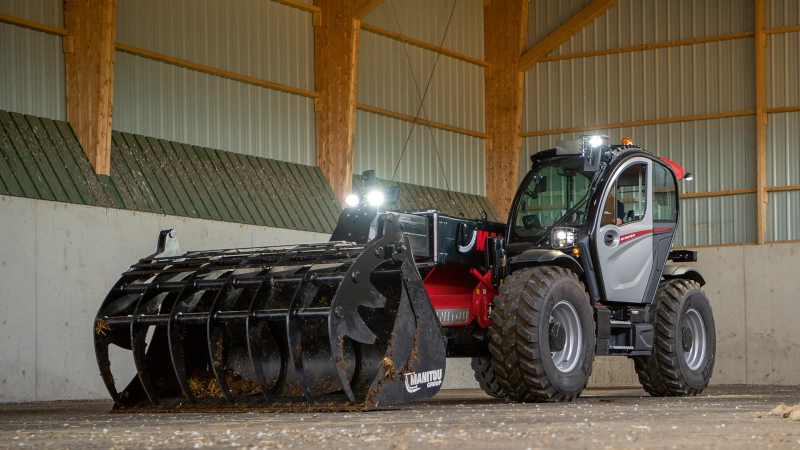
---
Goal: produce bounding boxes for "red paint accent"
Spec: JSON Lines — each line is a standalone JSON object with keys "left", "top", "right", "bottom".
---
{"left": 658, "top": 157, "right": 686, "bottom": 180}
{"left": 619, "top": 229, "right": 653, "bottom": 244}
{"left": 475, "top": 230, "right": 501, "bottom": 252}
{"left": 424, "top": 265, "right": 497, "bottom": 328}
{"left": 654, "top": 227, "right": 672, "bottom": 233}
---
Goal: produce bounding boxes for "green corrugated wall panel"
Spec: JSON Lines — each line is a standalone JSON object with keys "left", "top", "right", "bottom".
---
{"left": 351, "top": 175, "right": 502, "bottom": 222}
{"left": 0, "top": 109, "right": 338, "bottom": 234}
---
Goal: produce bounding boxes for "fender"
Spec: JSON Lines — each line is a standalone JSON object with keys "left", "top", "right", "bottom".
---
{"left": 662, "top": 264, "right": 706, "bottom": 286}
{"left": 507, "top": 249, "right": 584, "bottom": 276}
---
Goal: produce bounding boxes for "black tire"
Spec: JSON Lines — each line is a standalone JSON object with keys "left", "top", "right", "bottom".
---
{"left": 487, "top": 266, "right": 595, "bottom": 402}
{"left": 470, "top": 357, "right": 506, "bottom": 398}
{"left": 634, "top": 279, "right": 716, "bottom": 396}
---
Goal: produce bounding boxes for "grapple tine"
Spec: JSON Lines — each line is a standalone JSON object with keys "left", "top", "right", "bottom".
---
{"left": 245, "top": 278, "right": 277, "bottom": 404}
{"left": 286, "top": 274, "right": 316, "bottom": 403}
{"left": 206, "top": 281, "right": 237, "bottom": 404}
{"left": 168, "top": 271, "right": 206, "bottom": 404}
{"left": 130, "top": 270, "right": 193, "bottom": 405}
{"left": 93, "top": 338, "right": 120, "bottom": 404}
{"left": 94, "top": 274, "right": 144, "bottom": 405}
{"left": 245, "top": 250, "right": 306, "bottom": 403}
{"left": 168, "top": 268, "right": 232, "bottom": 405}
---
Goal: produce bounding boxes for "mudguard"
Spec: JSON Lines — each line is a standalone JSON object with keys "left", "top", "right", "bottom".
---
{"left": 662, "top": 264, "right": 706, "bottom": 286}
{"left": 507, "top": 249, "right": 584, "bottom": 276}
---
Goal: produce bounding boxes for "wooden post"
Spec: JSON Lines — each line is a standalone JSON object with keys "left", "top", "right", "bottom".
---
{"left": 484, "top": 0, "right": 528, "bottom": 218}
{"left": 64, "top": 0, "right": 118, "bottom": 175}
{"left": 755, "top": 0, "right": 767, "bottom": 244}
{"left": 314, "top": 0, "right": 362, "bottom": 206}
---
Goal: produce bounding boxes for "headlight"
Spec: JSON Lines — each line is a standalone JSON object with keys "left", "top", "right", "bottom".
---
{"left": 551, "top": 227, "right": 577, "bottom": 249}
{"left": 345, "top": 194, "right": 360, "bottom": 207}
{"left": 366, "top": 190, "right": 384, "bottom": 206}
{"left": 589, "top": 136, "right": 604, "bottom": 148}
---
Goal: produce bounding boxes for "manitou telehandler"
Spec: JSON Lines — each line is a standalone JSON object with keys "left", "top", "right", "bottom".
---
{"left": 94, "top": 135, "right": 715, "bottom": 411}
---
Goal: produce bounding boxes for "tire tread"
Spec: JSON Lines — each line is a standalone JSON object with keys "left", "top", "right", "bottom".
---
{"left": 487, "top": 266, "right": 593, "bottom": 403}
{"left": 634, "top": 279, "right": 713, "bottom": 397}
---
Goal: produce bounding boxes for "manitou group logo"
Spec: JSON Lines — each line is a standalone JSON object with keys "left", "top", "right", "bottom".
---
{"left": 404, "top": 369, "right": 444, "bottom": 393}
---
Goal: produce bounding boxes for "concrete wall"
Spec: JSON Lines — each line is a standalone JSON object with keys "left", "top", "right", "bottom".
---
{"left": 0, "top": 195, "right": 329, "bottom": 402}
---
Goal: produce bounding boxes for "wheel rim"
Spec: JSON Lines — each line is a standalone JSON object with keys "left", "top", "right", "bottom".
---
{"left": 682, "top": 308, "right": 707, "bottom": 371}
{"left": 549, "top": 301, "right": 582, "bottom": 373}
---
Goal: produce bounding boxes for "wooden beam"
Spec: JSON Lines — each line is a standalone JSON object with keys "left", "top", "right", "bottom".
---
{"left": 360, "top": 23, "right": 491, "bottom": 68}
{"left": 520, "top": 110, "right": 756, "bottom": 137}
{"left": 764, "top": 24, "right": 800, "bottom": 35}
{"left": 766, "top": 184, "right": 800, "bottom": 193}
{"left": 521, "top": 25, "right": 796, "bottom": 64}
{"left": 314, "top": 0, "right": 361, "bottom": 205}
{"left": 115, "top": 43, "right": 320, "bottom": 99}
{"left": 673, "top": 238, "right": 800, "bottom": 250}
{"left": 271, "top": 0, "right": 321, "bottom": 15}
{"left": 353, "top": 0, "right": 384, "bottom": 20}
{"left": 519, "top": 105, "right": 800, "bottom": 138}
{"left": 356, "top": 103, "right": 490, "bottom": 139}
{"left": 519, "top": 0, "right": 618, "bottom": 72}
{"left": 0, "top": 12, "right": 69, "bottom": 36}
{"left": 539, "top": 31, "right": 755, "bottom": 62}
{"left": 755, "top": 0, "right": 767, "bottom": 244}
{"left": 64, "top": 0, "right": 117, "bottom": 175}
{"left": 680, "top": 188, "right": 757, "bottom": 199}
{"left": 765, "top": 105, "right": 800, "bottom": 114}
{"left": 484, "top": 0, "right": 528, "bottom": 218}
{"left": 672, "top": 241, "right": 758, "bottom": 250}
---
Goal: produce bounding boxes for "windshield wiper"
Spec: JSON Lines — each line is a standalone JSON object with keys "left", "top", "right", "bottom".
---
{"left": 553, "top": 170, "right": 602, "bottom": 227}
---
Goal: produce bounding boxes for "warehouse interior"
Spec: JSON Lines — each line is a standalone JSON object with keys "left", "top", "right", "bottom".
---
{"left": 1, "top": 0, "right": 799, "bottom": 446}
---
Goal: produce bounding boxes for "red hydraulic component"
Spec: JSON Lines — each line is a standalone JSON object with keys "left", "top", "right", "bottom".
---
{"left": 423, "top": 265, "right": 497, "bottom": 328}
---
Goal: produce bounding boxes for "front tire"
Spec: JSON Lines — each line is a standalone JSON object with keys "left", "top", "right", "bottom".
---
{"left": 487, "top": 267, "right": 595, "bottom": 402}
{"left": 634, "top": 279, "right": 716, "bottom": 396}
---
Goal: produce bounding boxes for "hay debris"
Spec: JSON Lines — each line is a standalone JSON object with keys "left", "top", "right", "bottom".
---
{"left": 380, "top": 356, "right": 396, "bottom": 381}
{"left": 187, "top": 372, "right": 261, "bottom": 398}
{"left": 95, "top": 319, "right": 111, "bottom": 336}
{"left": 188, "top": 376, "right": 222, "bottom": 398}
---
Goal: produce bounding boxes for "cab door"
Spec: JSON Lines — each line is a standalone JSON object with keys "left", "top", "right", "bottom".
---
{"left": 592, "top": 158, "right": 653, "bottom": 303}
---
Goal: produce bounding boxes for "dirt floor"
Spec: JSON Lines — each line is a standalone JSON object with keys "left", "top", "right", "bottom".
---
{"left": 1, "top": 386, "right": 799, "bottom": 449}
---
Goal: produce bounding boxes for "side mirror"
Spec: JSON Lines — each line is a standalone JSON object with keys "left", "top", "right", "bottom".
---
{"left": 536, "top": 176, "right": 548, "bottom": 193}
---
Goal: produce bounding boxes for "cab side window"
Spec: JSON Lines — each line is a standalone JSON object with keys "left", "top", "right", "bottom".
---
{"left": 601, "top": 163, "right": 648, "bottom": 226}
{"left": 652, "top": 163, "right": 678, "bottom": 222}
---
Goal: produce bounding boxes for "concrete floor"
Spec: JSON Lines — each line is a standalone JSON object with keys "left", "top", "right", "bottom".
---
{"left": 1, "top": 386, "right": 798, "bottom": 449}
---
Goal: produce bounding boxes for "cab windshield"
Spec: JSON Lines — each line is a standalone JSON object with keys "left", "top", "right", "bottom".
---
{"left": 511, "top": 156, "right": 595, "bottom": 240}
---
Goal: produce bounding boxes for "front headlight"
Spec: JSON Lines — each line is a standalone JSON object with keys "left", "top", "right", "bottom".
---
{"left": 551, "top": 227, "right": 577, "bottom": 249}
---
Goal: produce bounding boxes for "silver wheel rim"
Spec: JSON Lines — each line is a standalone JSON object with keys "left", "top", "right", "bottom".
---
{"left": 682, "top": 308, "right": 707, "bottom": 371}
{"left": 549, "top": 301, "right": 582, "bottom": 373}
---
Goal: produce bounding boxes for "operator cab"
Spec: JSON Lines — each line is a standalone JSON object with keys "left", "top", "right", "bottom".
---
{"left": 505, "top": 135, "right": 689, "bottom": 306}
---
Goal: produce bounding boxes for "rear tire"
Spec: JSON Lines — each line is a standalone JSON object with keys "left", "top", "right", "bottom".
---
{"left": 634, "top": 279, "right": 716, "bottom": 396}
{"left": 487, "top": 266, "right": 594, "bottom": 402}
{"left": 470, "top": 357, "right": 505, "bottom": 398}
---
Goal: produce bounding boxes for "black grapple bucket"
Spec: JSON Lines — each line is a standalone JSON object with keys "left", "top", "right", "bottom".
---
{"left": 93, "top": 214, "right": 446, "bottom": 412}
